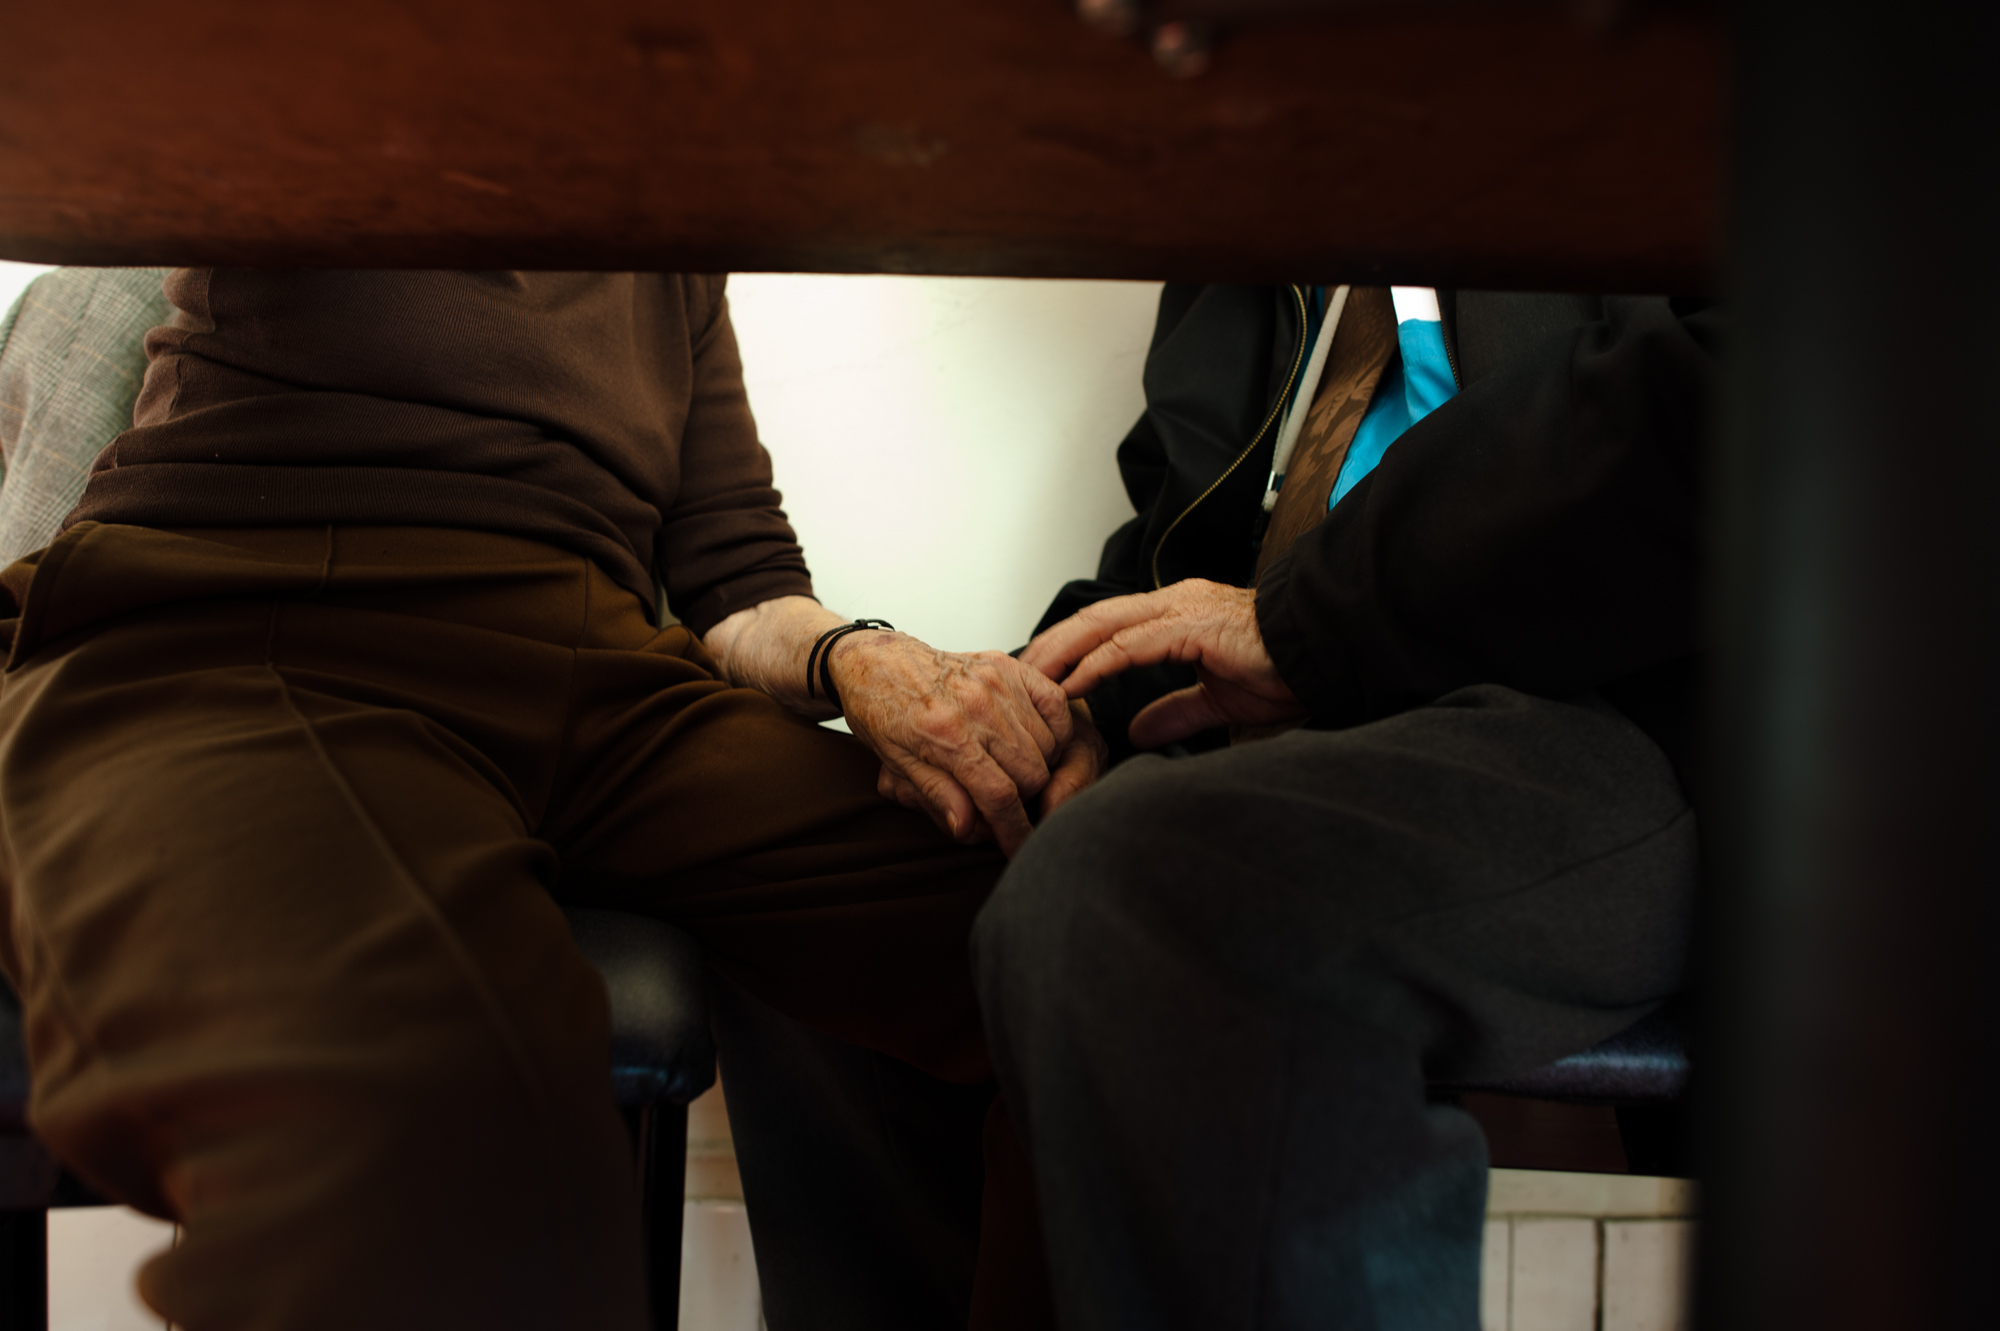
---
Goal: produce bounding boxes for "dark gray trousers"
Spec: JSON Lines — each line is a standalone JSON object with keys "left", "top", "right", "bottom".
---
{"left": 711, "top": 973, "right": 991, "bottom": 1331}
{"left": 971, "top": 685, "right": 1698, "bottom": 1331}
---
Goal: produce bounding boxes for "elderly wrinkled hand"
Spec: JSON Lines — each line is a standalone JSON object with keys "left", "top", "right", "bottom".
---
{"left": 703, "top": 595, "right": 1111, "bottom": 857}
{"left": 873, "top": 697, "right": 1108, "bottom": 844}
{"left": 829, "top": 634, "right": 1081, "bottom": 857}
{"left": 1021, "top": 578, "right": 1306, "bottom": 748}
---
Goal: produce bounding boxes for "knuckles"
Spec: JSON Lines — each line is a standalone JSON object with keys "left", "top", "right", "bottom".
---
{"left": 967, "top": 779, "right": 1017, "bottom": 808}
{"left": 912, "top": 706, "right": 964, "bottom": 745}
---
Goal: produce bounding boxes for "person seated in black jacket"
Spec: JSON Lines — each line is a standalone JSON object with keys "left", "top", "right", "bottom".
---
{"left": 966, "top": 283, "right": 1716, "bottom": 1330}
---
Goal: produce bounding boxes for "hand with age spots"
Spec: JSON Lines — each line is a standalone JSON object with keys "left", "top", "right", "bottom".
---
{"left": 829, "top": 633, "right": 1107, "bottom": 857}
{"left": 1021, "top": 578, "right": 1306, "bottom": 748}
{"left": 703, "top": 595, "right": 1111, "bottom": 857}
{"left": 873, "top": 697, "right": 1108, "bottom": 845}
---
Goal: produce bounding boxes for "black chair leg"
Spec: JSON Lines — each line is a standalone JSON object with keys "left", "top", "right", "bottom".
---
{"left": 1616, "top": 1101, "right": 1699, "bottom": 1179}
{"left": 0, "top": 1209, "right": 47, "bottom": 1331}
{"left": 633, "top": 1103, "right": 689, "bottom": 1331}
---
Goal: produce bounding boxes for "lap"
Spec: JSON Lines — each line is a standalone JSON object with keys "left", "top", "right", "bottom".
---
{"left": 0, "top": 590, "right": 644, "bottom": 1320}
{"left": 0, "top": 523, "right": 1002, "bottom": 1092}
{"left": 0, "top": 592, "right": 594, "bottom": 1058}
{"left": 553, "top": 664, "right": 1004, "bottom": 1082}
{"left": 977, "top": 685, "right": 1698, "bottom": 1080}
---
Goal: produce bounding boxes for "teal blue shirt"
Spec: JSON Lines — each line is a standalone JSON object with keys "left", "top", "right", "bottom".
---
{"left": 1328, "top": 293, "right": 1459, "bottom": 509}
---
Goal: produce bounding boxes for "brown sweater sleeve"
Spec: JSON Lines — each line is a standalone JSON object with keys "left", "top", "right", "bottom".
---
{"left": 658, "top": 276, "right": 816, "bottom": 636}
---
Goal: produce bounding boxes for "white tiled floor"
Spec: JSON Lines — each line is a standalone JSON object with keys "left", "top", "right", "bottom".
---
{"left": 47, "top": 1208, "right": 171, "bottom": 1331}
{"left": 1479, "top": 1218, "right": 1513, "bottom": 1330}
{"left": 1507, "top": 1218, "right": 1601, "bottom": 1331}
{"left": 1601, "top": 1220, "right": 1696, "bottom": 1331}
{"left": 1487, "top": 1169, "right": 1697, "bottom": 1218}
{"left": 50, "top": 1164, "right": 1697, "bottom": 1331}
{"left": 681, "top": 1083, "right": 763, "bottom": 1330}
{"left": 47, "top": 1196, "right": 765, "bottom": 1331}
{"left": 1481, "top": 1170, "right": 1698, "bottom": 1331}
{"left": 679, "top": 1202, "right": 762, "bottom": 1331}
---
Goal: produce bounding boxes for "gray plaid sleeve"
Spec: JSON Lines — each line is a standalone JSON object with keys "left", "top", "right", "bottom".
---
{"left": 0, "top": 268, "right": 172, "bottom": 563}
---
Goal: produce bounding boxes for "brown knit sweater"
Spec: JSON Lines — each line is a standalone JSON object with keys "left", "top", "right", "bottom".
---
{"left": 65, "top": 270, "right": 814, "bottom": 634}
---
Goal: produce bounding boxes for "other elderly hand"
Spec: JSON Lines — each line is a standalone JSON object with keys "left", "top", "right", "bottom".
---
{"left": 1021, "top": 579, "right": 1306, "bottom": 748}
{"left": 830, "top": 634, "right": 1079, "bottom": 858}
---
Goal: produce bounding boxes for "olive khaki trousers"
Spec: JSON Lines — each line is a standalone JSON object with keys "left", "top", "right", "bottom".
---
{"left": 0, "top": 522, "right": 1015, "bottom": 1331}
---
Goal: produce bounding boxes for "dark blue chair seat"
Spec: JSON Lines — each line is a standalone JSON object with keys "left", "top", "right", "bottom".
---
{"left": 0, "top": 908, "right": 716, "bottom": 1331}
{"left": 1436, "top": 1008, "right": 1694, "bottom": 1178}
{"left": 1444, "top": 1009, "right": 1690, "bottom": 1105}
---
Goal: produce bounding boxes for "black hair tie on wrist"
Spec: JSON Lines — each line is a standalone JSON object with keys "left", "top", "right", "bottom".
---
{"left": 807, "top": 619, "right": 895, "bottom": 715}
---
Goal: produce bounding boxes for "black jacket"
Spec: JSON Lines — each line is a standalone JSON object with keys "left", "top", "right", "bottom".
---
{"left": 1036, "top": 285, "right": 1720, "bottom": 800}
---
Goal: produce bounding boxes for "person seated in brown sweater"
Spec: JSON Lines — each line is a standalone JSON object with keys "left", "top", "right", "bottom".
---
{"left": 0, "top": 269, "right": 1104, "bottom": 1330}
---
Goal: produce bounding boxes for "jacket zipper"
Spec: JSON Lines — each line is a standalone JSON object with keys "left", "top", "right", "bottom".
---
{"left": 1440, "top": 291, "right": 1463, "bottom": 391}
{"left": 1150, "top": 283, "right": 1311, "bottom": 589}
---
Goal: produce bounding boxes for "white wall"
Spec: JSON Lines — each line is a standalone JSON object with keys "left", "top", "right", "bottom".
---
{"left": 727, "top": 274, "right": 1157, "bottom": 651}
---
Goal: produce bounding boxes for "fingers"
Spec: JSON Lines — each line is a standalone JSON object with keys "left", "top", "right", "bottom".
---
{"left": 886, "top": 696, "right": 1101, "bottom": 853}
{"left": 1054, "top": 582, "right": 1281, "bottom": 703}
{"left": 1062, "top": 610, "right": 1209, "bottom": 697}
{"left": 883, "top": 747, "right": 1029, "bottom": 854}
{"left": 1038, "top": 757, "right": 1091, "bottom": 819}
{"left": 841, "top": 638, "right": 1081, "bottom": 857}
{"left": 889, "top": 754, "right": 992, "bottom": 843}
{"left": 947, "top": 750, "right": 1036, "bottom": 856}
{"left": 962, "top": 651, "right": 1067, "bottom": 764}
{"left": 1015, "top": 659, "right": 1077, "bottom": 750}
{"left": 895, "top": 655, "right": 1061, "bottom": 807}
{"left": 1026, "top": 582, "right": 1227, "bottom": 697}
{"left": 1038, "top": 706, "right": 1108, "bottom": 819}
{"left": 920, "top": 701, "right": 1053, "bottom": 806}
{"left": 879, "top": 762, "right": 925, "bottom": 813}
{"left": 882, "top": 762, "right": 997, "bottom": 844}
{"left": 1128, "top": 683, "right": 1232, "bottom": 750}
{"left": 1021, "top": 589, "right": 1173, "bottom": 682}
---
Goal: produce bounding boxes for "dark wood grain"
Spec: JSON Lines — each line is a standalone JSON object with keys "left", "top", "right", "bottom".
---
{"left": 0, "top": 0, "right": 1724, "bottom": 288}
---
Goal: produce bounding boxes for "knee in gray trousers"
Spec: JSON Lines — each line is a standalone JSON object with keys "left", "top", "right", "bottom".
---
{"left": 973, "top": 688, "right": 1698, "bottom": 1331}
